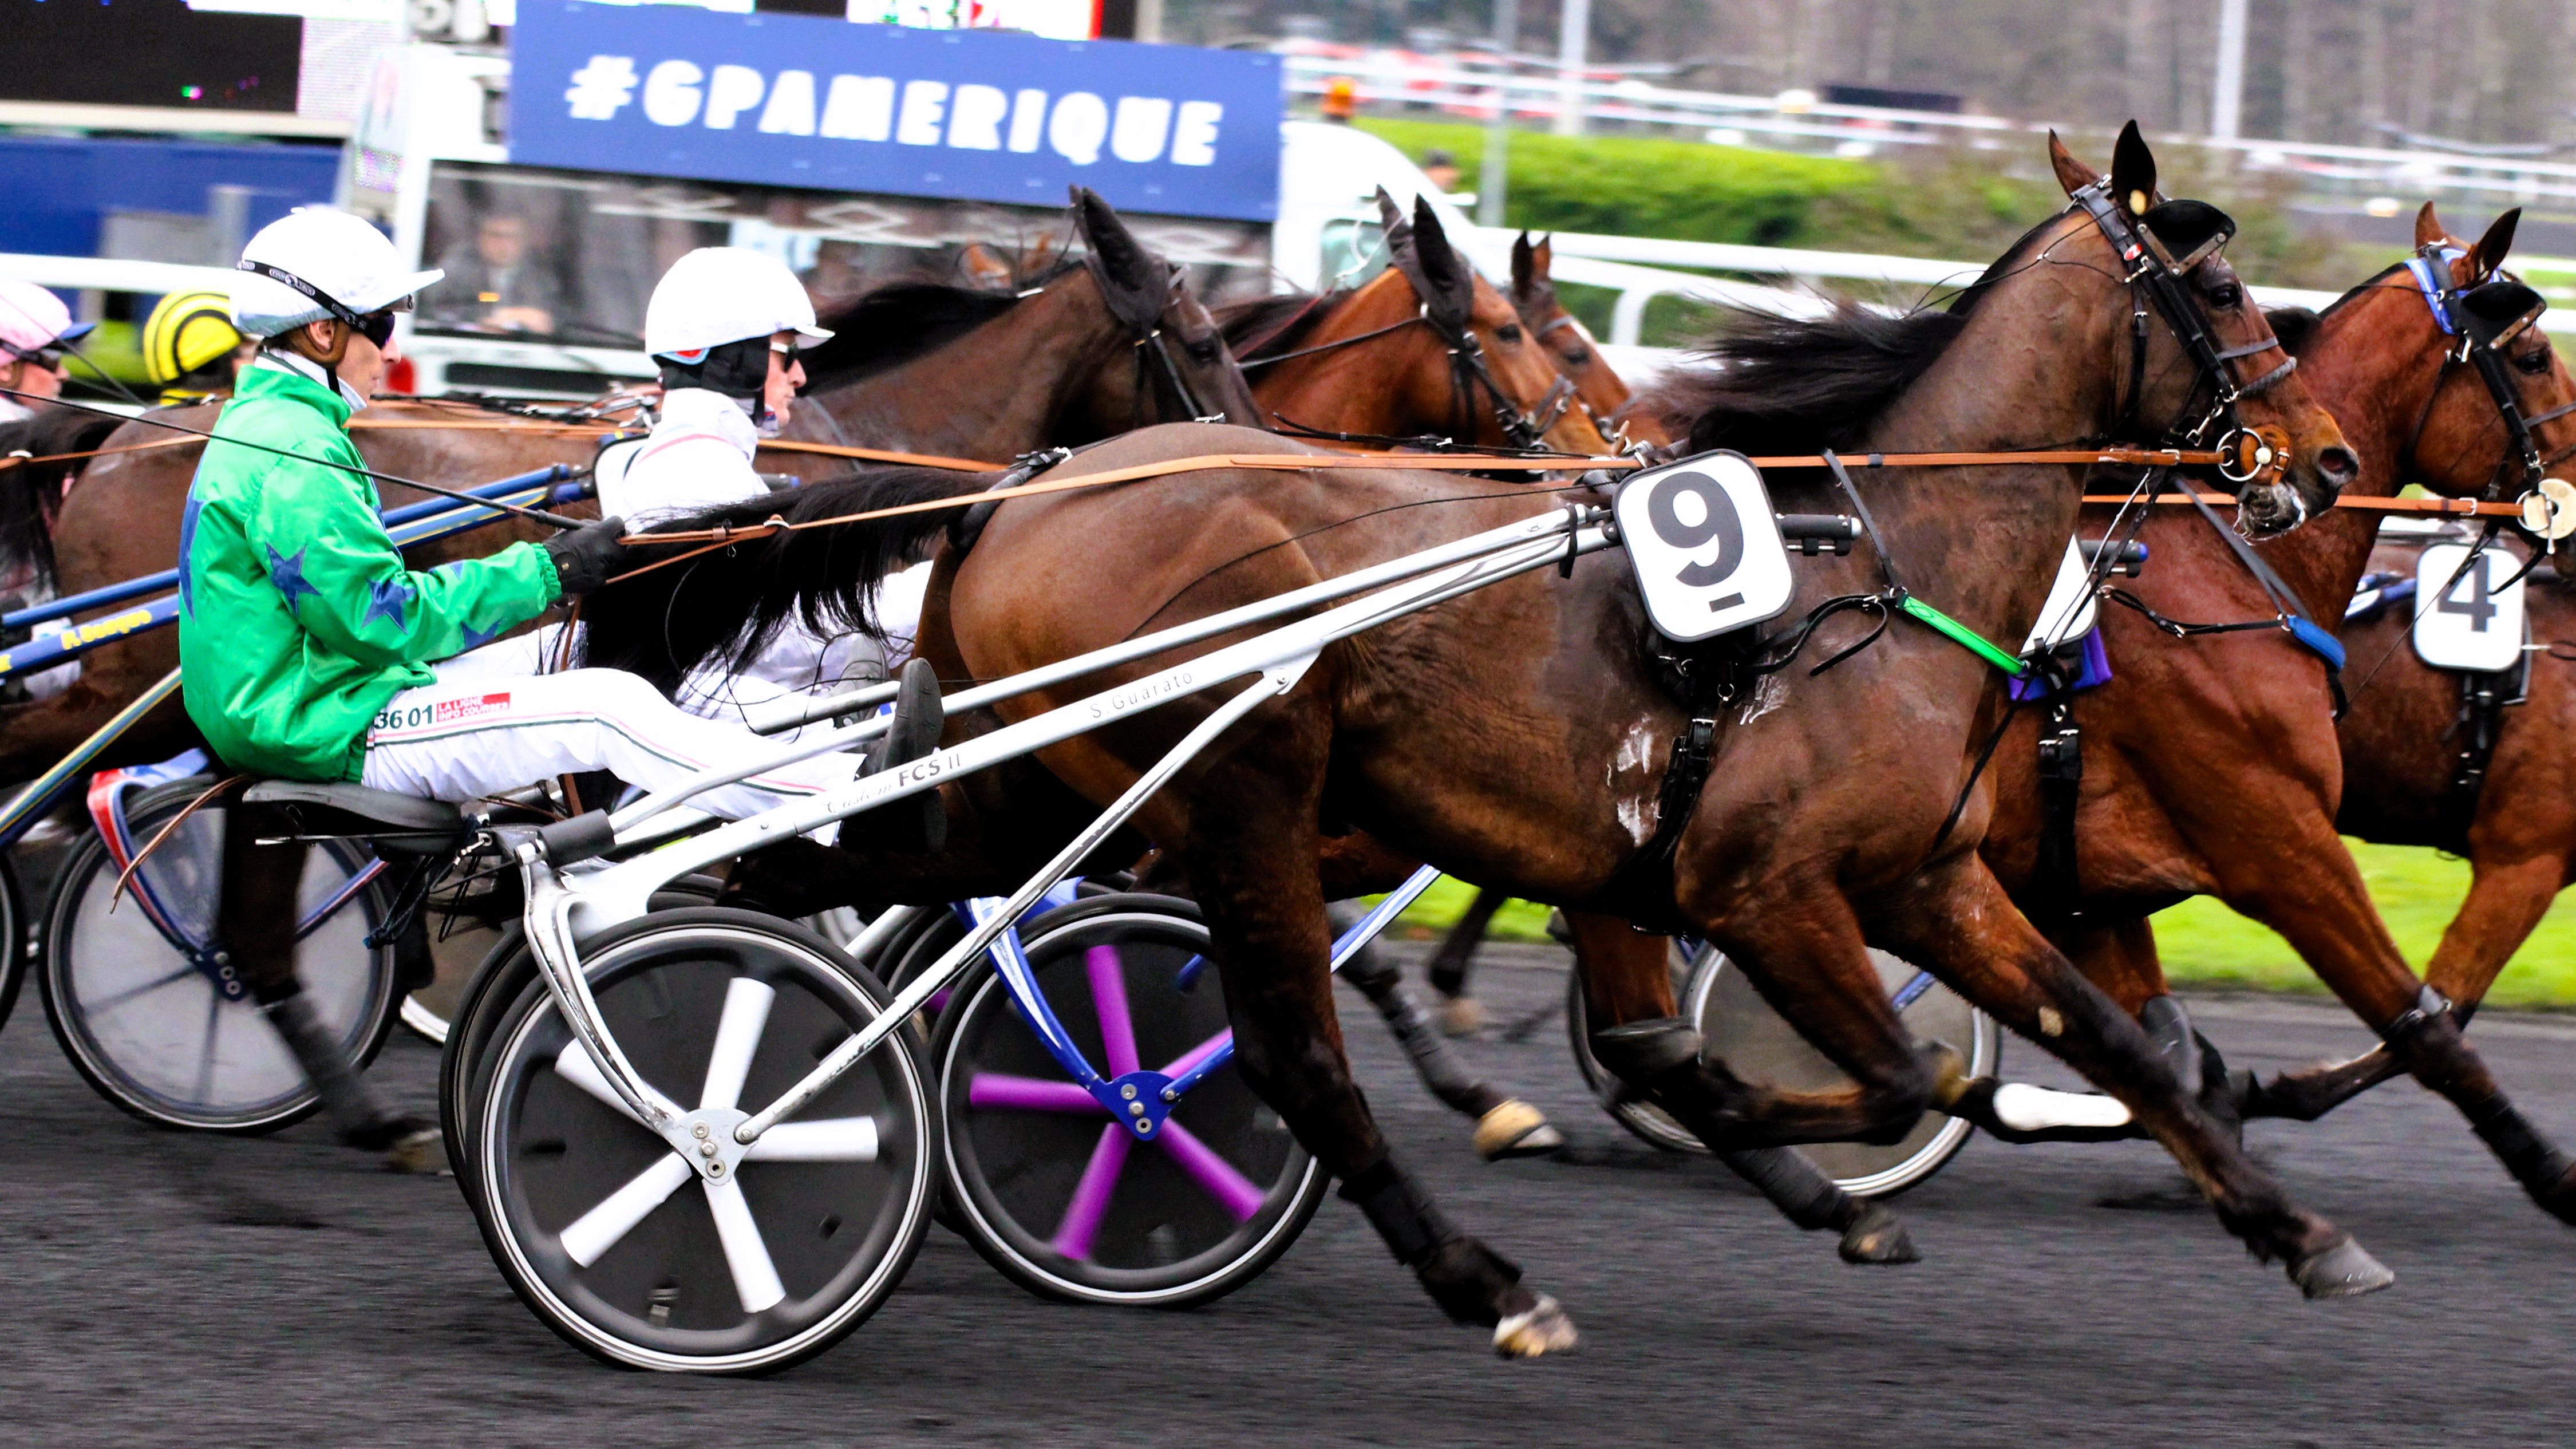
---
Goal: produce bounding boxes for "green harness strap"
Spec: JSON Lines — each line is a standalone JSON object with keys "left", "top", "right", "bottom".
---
{"left": 1897, "top": 593, "right": 2031, "bottom": 678}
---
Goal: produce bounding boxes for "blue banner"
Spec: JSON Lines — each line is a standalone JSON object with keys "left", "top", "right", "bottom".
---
{"left": 508, "top": 2, "right": 1283, "bottom": 222}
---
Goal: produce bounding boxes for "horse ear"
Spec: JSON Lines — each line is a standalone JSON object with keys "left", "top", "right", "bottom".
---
{"left": 1410, "top": 195, "right": 1463, "bottom": 290}
{"left": 2471, "top": 207, "right": 2522, "bottom": 280}
{"left": 2109, "top": 121, "right": 2156, "bottom": 215}
{"left": 1374, "top": 185, "right": 1406, "bottom": 236}
{"left": 1534, "top": 235, "right": 1553, "bottom": 275}
{"left": 1070, "top": 186, "right": 1153, "bottom": 290}
{"left": 2048, "top": 130, "right": 2100, "bottom": 196}
{"left": 1511, "top": 232, "right": 1535, "bottom": 302}
{"left": 2415, "top": 201, "right": 2447, "bottom": 250}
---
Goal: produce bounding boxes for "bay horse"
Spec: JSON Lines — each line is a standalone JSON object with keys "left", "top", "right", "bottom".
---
{"left": 0, "top": 190, "right": 1256, "bottom": 784}
{"left": 1955, "top": 203, "right": 2576, "bottom": 1226}
{"left": 1507, "top": 231, "right": 1670, "bottom": 451}
{"left": 1220, "top": 195, "right": 1605, "bottom": 455}
{"left": 597, "top": 127, "right": 2372, "bottom": 1352}
{"left": 2326, "top": 531, "right": 2576, "bottom": 1077}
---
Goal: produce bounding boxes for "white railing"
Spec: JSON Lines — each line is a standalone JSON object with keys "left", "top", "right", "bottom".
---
{"left": 1283, "top": 52, "right": 2576, "bottom": 208}
{"left": 0, "top": 254, "right": 240, "bottom": 297}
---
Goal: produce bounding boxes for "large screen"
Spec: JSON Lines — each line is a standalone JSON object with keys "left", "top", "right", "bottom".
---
{"left": 2, "top": 0, "right": 304, "bottom": 112}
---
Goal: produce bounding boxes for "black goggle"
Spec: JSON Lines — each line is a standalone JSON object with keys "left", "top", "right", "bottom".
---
{"left": 353, "top": 310, "right": 399, "bottom": 349}
{"left": 6, "top": 346, "right": 65, "bottom": 372}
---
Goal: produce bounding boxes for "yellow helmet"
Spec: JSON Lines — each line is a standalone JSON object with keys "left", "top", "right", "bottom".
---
{"left": 141, "top": 289, "right": 242, "bottom": 385}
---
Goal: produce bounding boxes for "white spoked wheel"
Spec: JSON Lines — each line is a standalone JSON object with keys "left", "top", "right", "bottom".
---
{"left": 1563, "top": 941, "right": 1703, "bottom": 1154}
{"left": 1682, "top": 943, "right": 2000, "bottom": 1197}
{"left": 932, "top": 895, "right": 1327, "bottom": 1308}
{"left": 38, "top": 778, "right": 396, "bottom": 1134}
{"left": 459, "top": 908, "right": 935, "bottom": 1374}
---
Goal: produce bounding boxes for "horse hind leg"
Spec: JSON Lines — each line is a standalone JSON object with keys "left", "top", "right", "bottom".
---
{"left": 1424, "top": 885, "right": 1510, "bottom": 1033}
{"left": 1180, "top": 748, "right": 1574, "bottom": 1356}
{"left": 1330, "top": 901, "right": 1563, "bottom": 1160}
{"left": 1565, "top": 910, "right": 1919, "bottom": 1265}
{"left": 2248, "top": 851, "right": 2560, "bottom": 1124}
{"left": 1878, "top": 854, "right": 2389, "bottom": 1298}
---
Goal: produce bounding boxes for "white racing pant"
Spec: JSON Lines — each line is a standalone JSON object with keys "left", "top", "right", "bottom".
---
{"left": 358, "top": 647, "right": 863, "bottom": 820}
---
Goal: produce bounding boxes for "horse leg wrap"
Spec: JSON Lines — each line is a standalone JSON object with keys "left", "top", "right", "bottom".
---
{"left": 1586, "top": 1017, "right": 1705, "bottom": 1082}
{"left": 2137, "top": 995, "right": 2203, "bottom": 1101}
{"left": 1340, "top": 1155, "right": 1462, "bottom": 1269}
{"left": 1717, "top": 1147, "right": 1915, "bottom": 1262}
{"left": 1344, "top": 948, "right": 1506, "bottom": 1119}
{"left": 262, "top": 989, "right": 406, "bottom": 1148}
{"left": 2382, "top": 993, "right": 2576, "bottom": 1210}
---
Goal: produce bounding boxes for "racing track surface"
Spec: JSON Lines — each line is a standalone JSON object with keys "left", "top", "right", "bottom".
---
{"left": 4, "top": 943, "right": 2574, "bottom": 1447}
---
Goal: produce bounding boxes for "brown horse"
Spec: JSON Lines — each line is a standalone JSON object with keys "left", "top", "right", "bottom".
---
{"left": 601, "top": 127, "right": 2372, "bottom": 1351}
{"left": 1957, "top": 204, "right": 2576, "bottom": 1225}
{"left": 1220, "top": 196, "right": 1605, "bottom": 455}
{"left": 2326, "top": 532, "right": 2576, "bottom": 1075}
{"left": 1506, "top": 231, "right": 1670, "bottom": 451}
{"left": 0, "top": 191, "right": 1257, "bottom": 784}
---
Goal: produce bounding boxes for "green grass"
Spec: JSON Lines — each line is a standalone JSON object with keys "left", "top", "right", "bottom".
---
{"left": 1388, "top": 840, "right": 2576, "bottom": 1007}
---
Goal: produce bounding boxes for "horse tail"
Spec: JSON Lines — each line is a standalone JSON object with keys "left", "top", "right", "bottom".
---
{"left": 580, "top": 463, "right": 997, "bottom": 694}
{"left": 0, "top": 406, "right": 123, "bottom": 597}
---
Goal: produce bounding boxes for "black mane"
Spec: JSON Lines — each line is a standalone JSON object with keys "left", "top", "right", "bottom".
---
{"left": 1651, "top": 213, "right": 2063, "bottom": 455}
{"left": 1219, "top": 290, "right": 1353, "bottom": 362}
{"left": 0, "top": 405, "right": 123, "bottom": 593}
{"left": 797, "top": 260, "right": 1081, "bottom": 393}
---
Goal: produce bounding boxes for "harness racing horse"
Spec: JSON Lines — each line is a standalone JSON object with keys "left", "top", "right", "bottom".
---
{"left": 598, "top": 127, "right": 2376, "bottom": 1351}
{"left": 1508, "top": 231, "right": 1669, "bottom": 451}
{"left": 1220, "top": 194, "right": 1603, "bottom": 455}
{"left": 0, "top": 189, "right": 1257, "bottom": 784}
{"left": 2331, "top": 530, "right": 2576, "bottom": 1064}
{"left": 1955, "top": 203, "right": 2576, "bottom": 1225}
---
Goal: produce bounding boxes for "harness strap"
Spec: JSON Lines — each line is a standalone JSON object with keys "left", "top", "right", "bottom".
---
{"left": 1595, "top": 716, "right": 1718, "bottom": 933}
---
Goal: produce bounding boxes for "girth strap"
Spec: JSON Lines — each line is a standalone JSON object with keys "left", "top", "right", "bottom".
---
{"left": 1597, "top": 717, "right": 1718, "bottom": 933}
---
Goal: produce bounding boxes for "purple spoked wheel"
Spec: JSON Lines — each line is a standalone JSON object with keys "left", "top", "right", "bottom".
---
{"left": 932, "top": 895, "right": 1327, "bottom": 1308}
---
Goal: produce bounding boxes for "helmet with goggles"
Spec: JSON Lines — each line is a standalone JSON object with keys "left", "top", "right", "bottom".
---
{"left": 643, "top": 248, "right": 833, "bottom": 405}
{"left": 0, "top": 277, "right": 97, "bottom": 372}
{"left": 230, "top": 207, "right": 442, "bottom": 343}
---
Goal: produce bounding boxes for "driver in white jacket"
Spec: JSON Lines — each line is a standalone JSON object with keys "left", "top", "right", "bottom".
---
{"left": 483, "top": 248, "right": 927, "bottom": 718}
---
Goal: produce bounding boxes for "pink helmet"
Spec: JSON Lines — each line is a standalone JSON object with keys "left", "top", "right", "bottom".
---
{"left": 0, "top": 278, "right": 96, "bottom": 362}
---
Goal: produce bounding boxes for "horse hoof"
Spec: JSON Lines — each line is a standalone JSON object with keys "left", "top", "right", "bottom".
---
{"left": 2290, "top": 1236, "right": 2395, "bottom": 1299}
{"left": 1475, "top": 1100, "right": 1563, "bottom": 1161}
{"left": 1439, "top": 996, "right": 1487, "bottom": 1037}
{"left": 1920, "top": 1038, "right": 1971, "bottom": 1109}
{"left": 1839, "top": 1203, "right": 1920, "bottom": 1265}
{"left": 384, "top": 1126, "right": 450, "bottom": 1177}
{"left": 1492, "top": 1294, "right": 1578, "bottom": 1358}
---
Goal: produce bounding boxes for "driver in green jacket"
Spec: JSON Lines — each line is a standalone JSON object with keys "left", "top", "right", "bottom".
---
{"left": 184, "top": 208, "right": 937, "bottom": 1168}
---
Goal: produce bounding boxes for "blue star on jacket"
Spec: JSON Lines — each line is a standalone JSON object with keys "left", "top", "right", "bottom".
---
{"left": 263, "top": 544, "right": 318, "bottom": 611}
{"left": 364, "top": 576, "right": 416, "bottom": 631}
{"left": 176, "top": 495, "right": 205, "bottom": 617}
{"left": 457, "top": 617, "right": 507, "bottom": 651}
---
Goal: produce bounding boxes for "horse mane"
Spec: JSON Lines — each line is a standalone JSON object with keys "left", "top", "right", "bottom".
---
{"left": 578, "top": 464, "right": 998, "bottom": 693}
{"left": 1645, "top": 213, "right": 2065, "bottom": 454}
{"left": 1219, "top": 289, "right": 1354, "bottom": 361}
{"left": 797, "top": 259, "right": 1084, "bottom": 393}
{"left": 0, "top": 406, "right": 121, "bottom": 593}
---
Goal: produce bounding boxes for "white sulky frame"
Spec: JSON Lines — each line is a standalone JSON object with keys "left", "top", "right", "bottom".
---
{"left": 498, "top": 503, "right": 1617, "bottom": 1167}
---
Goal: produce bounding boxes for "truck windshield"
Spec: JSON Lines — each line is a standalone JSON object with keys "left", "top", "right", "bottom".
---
{"left": 421, "top": 161, "right": 1273, "bottom": 348}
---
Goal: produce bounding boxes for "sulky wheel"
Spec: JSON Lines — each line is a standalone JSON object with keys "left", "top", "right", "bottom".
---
{"left": 39, "top": 778, "right": 396, "bottom": 1134}
{"left": 1682, "top": 943, "right": 2000, "bottom": 1197}
{"left": 0, "top": 852, "right": 22, "bottom": 1035}
{"left": 1564, "top": 939, "right": 1703, "bottom": 1154}
{"left": 931, "top": 894, "right": 1326, "bottom": 1308}
{"left": 457, "top": 907, "right": 935, "bottom": 1373}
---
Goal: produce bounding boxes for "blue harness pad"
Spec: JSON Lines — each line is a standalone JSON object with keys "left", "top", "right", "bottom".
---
{"left": 2008, "top": 626, "right": 2113, "bottom": 701}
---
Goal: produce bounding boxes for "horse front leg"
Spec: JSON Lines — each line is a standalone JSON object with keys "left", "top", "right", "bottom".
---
{"left": 1878, "top": 852, "right": 2390, "bottom": 1298}
{"left": 1567, "top": 909, "right": 1918, "bottom": 1264}
{"left": 1178, "top": 736, "right": 1576, "bottom": 1357}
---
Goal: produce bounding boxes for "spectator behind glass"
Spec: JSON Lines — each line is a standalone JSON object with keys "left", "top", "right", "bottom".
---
{"left": 1420, "top": 149, "right": 1462, "bottom": 194}
{"left": 430, "top": 214, "right": 560, "bottom": 334}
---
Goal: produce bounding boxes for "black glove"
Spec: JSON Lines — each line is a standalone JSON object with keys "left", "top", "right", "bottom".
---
{"left": 544, "top": 515, "right": 629, "bottom": 597}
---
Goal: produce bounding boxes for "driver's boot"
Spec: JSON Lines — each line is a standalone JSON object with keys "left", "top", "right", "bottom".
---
{"left": 226, "top": 798, "right": 441, "bottom": 1173}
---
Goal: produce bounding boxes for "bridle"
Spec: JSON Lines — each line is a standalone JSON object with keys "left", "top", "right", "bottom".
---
{"left": 1078, "top": 248, "right": 1229, "bottom": 428}
{"left": 2397, "top": 243, "right": 2571, "bottom": 506}
{"left": 2065, "top": 176, "right": 2296, "bottom": 483}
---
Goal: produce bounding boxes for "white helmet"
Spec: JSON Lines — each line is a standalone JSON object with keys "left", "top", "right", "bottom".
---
{"left": 643, "top": 247, "right": 833, "bottom": 360}
{"left": 230, "top": 207, "right": 444, "bottom": 339}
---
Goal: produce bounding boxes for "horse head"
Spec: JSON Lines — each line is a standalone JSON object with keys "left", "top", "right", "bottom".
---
{"left": 2046, "top": 123, "right": 2356, "bottom": 535}
{"left": 1069, "top": 187, "right": 1262, "bottom": 429}
{"left": 1376, "top": 191, "right": 1607, "bottom": 453}
{"left": 1508, "top": 232, "right": 1668, "bottom": 448}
